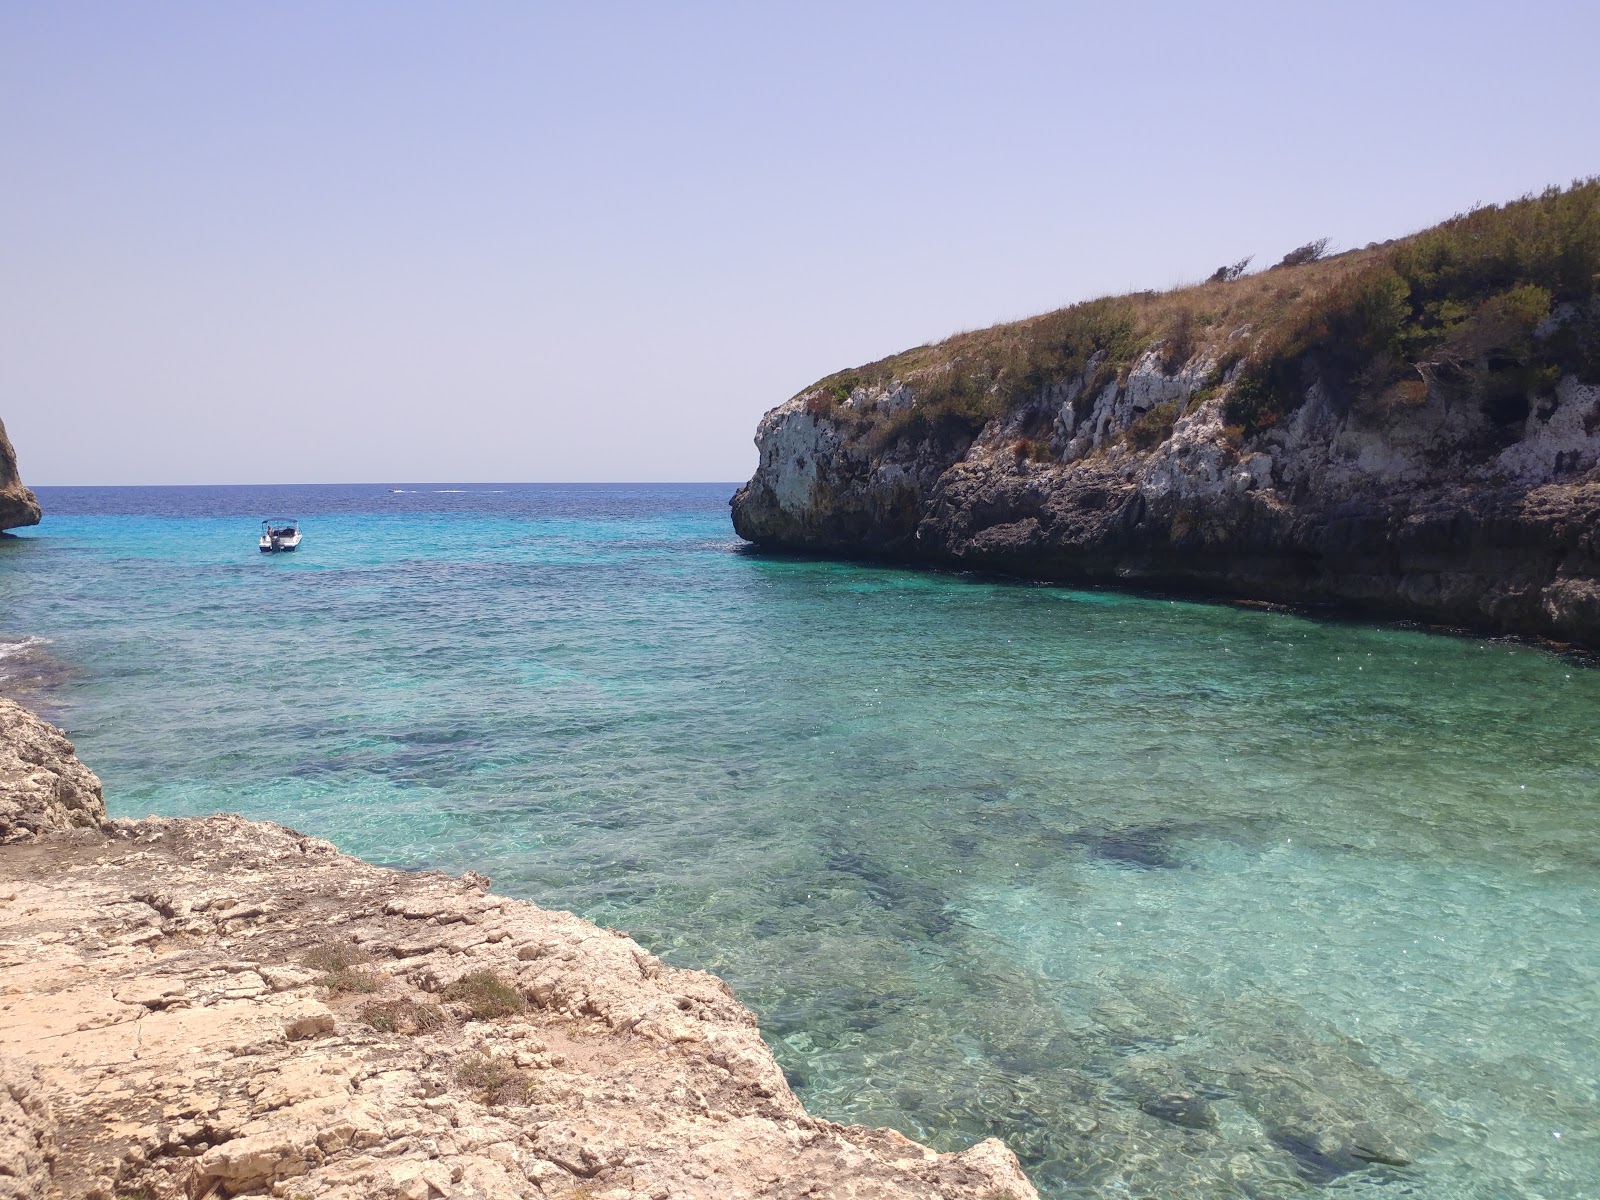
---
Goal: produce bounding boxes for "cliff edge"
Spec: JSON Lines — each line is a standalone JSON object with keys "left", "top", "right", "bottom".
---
{"left": 0, "top": 419, "right": 41, "bottom": 533}
{"left": 732, "top": 181, "right": 1600, "bottom": 647}
{"left": 0, "top": 698, "right": 1037, "bottom": 1200}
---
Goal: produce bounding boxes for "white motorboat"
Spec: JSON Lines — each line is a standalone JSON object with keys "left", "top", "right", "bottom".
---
{"left": 259, "top": 519, "right": 302, "bottom": 553}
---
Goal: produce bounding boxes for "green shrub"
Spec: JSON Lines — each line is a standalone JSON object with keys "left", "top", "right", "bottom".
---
{"left": 1228, "top": 180, "right": 1599, "bottom": 432}
{"left": 1126, "top": 400, "right": 1181, "bottom": 450}
{"left": 1223, "top": 371, "right": 1282, "bottom": 433}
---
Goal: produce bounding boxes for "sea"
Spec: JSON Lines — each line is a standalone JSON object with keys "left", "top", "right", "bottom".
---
{"left": 2, "top": 483, "right": 1597, "bottom": 1199}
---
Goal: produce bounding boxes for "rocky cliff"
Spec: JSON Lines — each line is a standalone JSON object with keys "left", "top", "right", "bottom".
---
{"left": 0, "top": 698, "right": 1037, "bottom": 1200}
{"left": 0, "top": 419, "right": 41, "bottom": 533}
{"left": 733, "top": 182, "right": 1600, "bottom": 648}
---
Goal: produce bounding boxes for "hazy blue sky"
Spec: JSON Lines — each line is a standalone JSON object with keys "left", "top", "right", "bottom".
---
{"left": 4, "top": 2, "right": 1597, "bottom": 484}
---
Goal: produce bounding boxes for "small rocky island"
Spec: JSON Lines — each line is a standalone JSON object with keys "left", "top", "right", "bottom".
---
{"left": 0, "top": 418, "right": 41, "bottom": 534}
{"left": 0, "top": 699, "right": 1036, "bottom": 1200}
{"left": 732, "top": 182, "right": 1600, "bottom": 648}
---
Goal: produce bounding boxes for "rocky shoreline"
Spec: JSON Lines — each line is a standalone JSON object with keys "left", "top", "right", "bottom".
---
{"left": 730, "top": 366, "right": 1600, "bottom": 649}
{"left": 0, "top": 698, "right": 1037, "bottom": 1200}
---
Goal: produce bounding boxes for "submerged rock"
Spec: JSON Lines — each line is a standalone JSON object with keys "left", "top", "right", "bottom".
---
{"left": 824, "top": 843, "right": 957, "bottom": 936}
{"left": 1065, "top": 823, "right": 1187, "bottom": 870}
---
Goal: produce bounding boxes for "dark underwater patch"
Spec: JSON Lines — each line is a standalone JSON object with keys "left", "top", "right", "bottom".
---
{"left": 1269, "top": 1132, "right": 1372, "bottom": 1185}
{"left": 1138, "top": 1091, "right": 1218, "bottom": 1130}
{"left": 1065, "top": 823, "right": 1186, "bottom": 870}
{"left": 824, "top": 846, "right": 956, "bottom": 936}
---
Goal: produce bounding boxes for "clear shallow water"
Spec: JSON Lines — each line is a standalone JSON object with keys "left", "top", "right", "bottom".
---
{"left": 4, "top": 483, "right": 1599, "bottom": 1198}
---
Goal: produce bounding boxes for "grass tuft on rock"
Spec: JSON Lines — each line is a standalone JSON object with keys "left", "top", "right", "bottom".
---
{"left": 442, "top": 969, "right": 526, "bottom": 1019}
{"left": 454, "top": 1053, "right": 536, "bottom": 1106}
{"left": 359, "top": 997, "right": 448, "bottom": 1035}
{"left": 301, "top": 941, "right": 381, "bottom": 995}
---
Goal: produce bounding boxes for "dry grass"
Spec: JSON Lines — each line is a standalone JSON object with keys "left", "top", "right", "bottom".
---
{"left": 301, "top": 942, "right": 381, "bottom": 995}
{"left": 454, "top": 1053, "right": 537, "bottom": 1106}
{"left": 796, "top": 179, "right": 1600, "bottom": 446}
{"left": 802, "top": 242, "right": 1391, "bottom": 451}
{"left": 358, "top": 997, "right": 449, "bottom": 1035}
{"left": 1009, "top": 436, "right": 1053, "bottom": 463}
{"left": 442, "top": 969, "right": 526, "bottom": 1019}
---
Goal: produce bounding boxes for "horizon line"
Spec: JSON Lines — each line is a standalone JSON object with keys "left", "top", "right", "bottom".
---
{"left": 29, "top": 480, "right": 746, "bottom": 489}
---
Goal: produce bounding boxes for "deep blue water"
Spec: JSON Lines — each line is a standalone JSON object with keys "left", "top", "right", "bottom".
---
{"left": 3, "top": 483, "right": 1598, "bottom": 1198}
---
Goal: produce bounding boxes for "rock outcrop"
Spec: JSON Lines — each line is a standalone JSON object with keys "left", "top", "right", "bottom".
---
{"left": 0, "top": 700, "right": 1037, "bottom": 1200}
{"left": 732, "top": 363, "right": 1600, "bottom": 645}
{"left": 0, "top": 699, "right": 107, "bottom": 842}
{"left": 0, "top": 420, "right": 40, "bottom": 534}
{"left": 733, "top": 185, "right": 1600, "bottom": 647}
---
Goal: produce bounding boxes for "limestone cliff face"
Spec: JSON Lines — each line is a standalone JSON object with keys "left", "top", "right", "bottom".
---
{"left": 0, "top": 699, "right": 1038, "bottom": 1200}
{"left": 732, "top": 356, "right": 1600, "bottom": 647}
{"left": 0, "top": 418, "right": 41, "bottom": 533}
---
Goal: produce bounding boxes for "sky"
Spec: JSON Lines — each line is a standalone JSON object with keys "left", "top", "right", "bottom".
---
{"left": 3, "top": 2, "right": 1597, "bottom": 485}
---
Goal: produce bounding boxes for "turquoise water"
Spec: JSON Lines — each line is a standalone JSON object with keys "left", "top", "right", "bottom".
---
{"left": 3, "top": 483, "right": 1599, "bottom": 1198}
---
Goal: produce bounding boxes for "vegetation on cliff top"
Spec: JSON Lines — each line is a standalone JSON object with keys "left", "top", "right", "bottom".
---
{"left": 802, "top": 180, "right": 1600, "bottom": 449}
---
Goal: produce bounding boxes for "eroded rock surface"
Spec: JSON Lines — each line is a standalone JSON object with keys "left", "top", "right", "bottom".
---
{"left": 0, "top": 702, "right": 1037, "bottom": 1200}
{"left": 0, "top": 419, "right": 40, "bottom": 534}
{"left": 731, "top": 362, "right": 1600, "bottom": 647}
{"left": 0, "top": 699, "right": 107, "bottom": 844}
{"left": 0, "top": 1058, "right": 56, "bottom": 1200}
